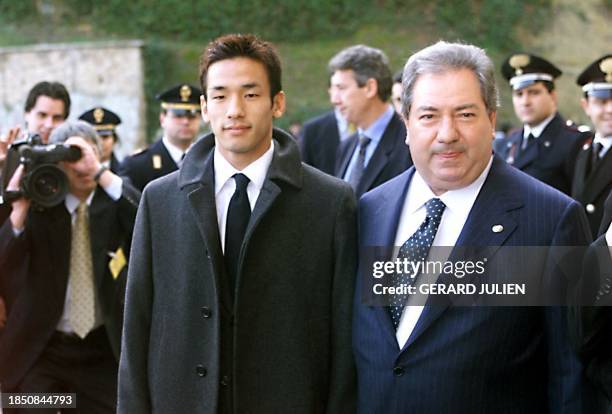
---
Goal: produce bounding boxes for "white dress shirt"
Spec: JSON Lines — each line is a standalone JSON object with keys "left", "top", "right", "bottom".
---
{"left": 523, "top": 113, "right": 555, "bottom": 140}
{"left": 394, "top": 157, "right": 494, "bottom": 348}
{"left": 593, "top": 133, "right": 612, "bottom": 159}
{"left": 214, "top": 141, "right": 274, "bottom": 253}
{"left": 162, "top": 136, "right": 189, "bottom": 167}
{"left": 56, "top": 176, "right": 122, "bottom": 334}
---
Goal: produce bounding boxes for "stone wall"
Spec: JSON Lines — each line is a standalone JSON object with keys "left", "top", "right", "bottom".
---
{"left": 0, "top": 40, "right": 145, "bottom": 159}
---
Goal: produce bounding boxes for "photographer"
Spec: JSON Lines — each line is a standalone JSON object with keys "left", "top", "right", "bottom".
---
{"left": 0, "top": 121, "right": 139, "bottom": 413}
{"left": 0, "top": 81, "right": 70, "bottom": 171}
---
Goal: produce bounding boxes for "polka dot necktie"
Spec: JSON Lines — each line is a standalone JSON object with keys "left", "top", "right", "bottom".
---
{"left": 389, "top": 198, "right": 446, "bottom": 329}
{"left": 69, "top": 202, "right": 96, "bottom": 338}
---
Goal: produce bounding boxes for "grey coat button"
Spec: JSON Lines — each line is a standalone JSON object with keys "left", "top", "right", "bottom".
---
{"left": 586, "top": 204, "right": 595, "bottom": 214}
{"left": 201, "top": 307, "right": 212, "bottom": 318}
{"left": 196, "top": 365, "right": 207, "bottom": 377}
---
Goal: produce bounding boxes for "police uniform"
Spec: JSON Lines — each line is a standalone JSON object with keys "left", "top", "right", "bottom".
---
{"left": 119, "top": 84, "right": 201, "bottom": 191}
{"left": 79, "top": 107, "right": 122, "bottom": 173}
{"left": 496, "top": 53, "right": 590, "bottom": 195}
{"left": 571, "top": 54, "right": 612, "bottom": 235}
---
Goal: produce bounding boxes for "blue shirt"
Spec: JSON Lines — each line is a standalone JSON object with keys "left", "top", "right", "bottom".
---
{"left": 342, "top": 105, "right": 395, "bottom": 181}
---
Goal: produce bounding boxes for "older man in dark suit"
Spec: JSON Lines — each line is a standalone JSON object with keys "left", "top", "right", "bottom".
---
{"left": 0, "top": 121, "right": 139, "bottom": 412}
{"left": 353, "top": 41, "right": 605, "bottom": 413}
{"left": 118, "top": 34, "right": 356, "bottom": 413}
{"left": 330, "top": 44, "right": 412, "bottom": 198}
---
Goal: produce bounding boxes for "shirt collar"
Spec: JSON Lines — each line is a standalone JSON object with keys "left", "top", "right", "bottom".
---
{"left": 214, "top": 140, "right": 275, "bottom": 196}
{"left": 358, "top": 105, "right": 395, "bottom": 144}
{"left": 593, "top": 133, "right": 612, "bottom": 156}
{"left": 524, "top": 113, "right": 555, "bottom": 139}
{"left": 407, "top": 156, "right": 493, "bottom": 216}
{"left": 162, "top": 135, "right": 189, "bottom": 164}
{"left": 64, "top": 190, "right": 96, "bottom": 214}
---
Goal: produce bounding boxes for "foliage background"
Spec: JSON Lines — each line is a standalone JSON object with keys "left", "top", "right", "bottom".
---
{"left": 1, "top": 0, "right": 610, "bottom": 140}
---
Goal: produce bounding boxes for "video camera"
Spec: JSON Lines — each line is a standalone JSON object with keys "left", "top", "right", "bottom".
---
{"left": 1, "top": 133, "right": 82, "bottom": 208}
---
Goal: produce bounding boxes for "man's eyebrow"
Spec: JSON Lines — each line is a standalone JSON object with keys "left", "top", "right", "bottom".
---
{"left": 455, "top": 103, "right": 479, "bottom": 111}
{"left": 208, "top": 82, "right": 262, "bottom": 91}
{"left": 414, "top": 105, "right": 439, "bottom": 112}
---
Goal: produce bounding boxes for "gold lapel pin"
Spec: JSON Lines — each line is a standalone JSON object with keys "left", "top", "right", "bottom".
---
{"left": 492, "top": 224, "right": 504, "bottom": 233}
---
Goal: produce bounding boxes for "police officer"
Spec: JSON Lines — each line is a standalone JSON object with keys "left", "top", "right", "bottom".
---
{"left": 496, "top": 53, "right": 589, "bottom": 195}
{"left": 79, "top": 107, "right": 122, "bottom": 173}
{"left": 120, "top": 83, "right": 202, "bottom": 191}
{"left": 572, "top": 54, "right": 612, "bottom": 236}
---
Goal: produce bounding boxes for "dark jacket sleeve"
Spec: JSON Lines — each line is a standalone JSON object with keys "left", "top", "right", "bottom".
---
{"left": 326, "top": 184, "right": 357, "bottom": 413}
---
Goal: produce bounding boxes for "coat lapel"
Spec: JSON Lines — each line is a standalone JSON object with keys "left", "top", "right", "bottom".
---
{"left": 88, "top": 189, "right": 114, "bottom": 288}
{"left": 362, "top": 169, "right": 413, "bottom": 348}
{"left": 335, "top": 133, "right": 358, "bottom": 178}
{"left": 44, "top": 205, "right": 72, "bottom": 309}
{"left": 182, "top": 148, "right": 230, "bottom": 313}
{"left": 356, "top": 116, "right": 401, "bottom": 196}
{"left": 402, "top": 158, "right": 522, "bottom": 350}
{"left": 582, "top": 148, "right": 612, "bottom": 201}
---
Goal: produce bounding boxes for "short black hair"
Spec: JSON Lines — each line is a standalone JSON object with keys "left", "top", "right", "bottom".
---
{"left": 24, "top": 81, "right": 71, "bottom": 118}
{"left": 199, "top": 33, "right": 282, "bottom": 102}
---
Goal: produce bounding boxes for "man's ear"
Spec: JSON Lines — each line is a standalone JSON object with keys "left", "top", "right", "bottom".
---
{"left": 272, "top": 91, "right": 286, "bottom": 119}
{"left": 364, "top": 78, "right": 378, "bottom": 99}
{"left": 200, "top": 94, "right": 210, "bottom": 123}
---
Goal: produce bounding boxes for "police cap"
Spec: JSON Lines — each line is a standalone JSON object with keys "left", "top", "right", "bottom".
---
{"left": 156, "top": 83, "right": 202, "bottom": 117}
{"left": 501, "top": 53, "right": 562, "bottom": 90}
{"left": 576, "top": 54, "right": 612, "bottom": 99}
{"left": 78, "top": 107, "right": 121, "bottom": 139}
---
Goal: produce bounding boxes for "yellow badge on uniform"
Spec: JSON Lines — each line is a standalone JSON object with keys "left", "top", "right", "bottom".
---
{"left": 108, "top": 247, "right": 127, "bottom": 279}
{"left": 152, "top": 154, "right": 162, "bottom": 170}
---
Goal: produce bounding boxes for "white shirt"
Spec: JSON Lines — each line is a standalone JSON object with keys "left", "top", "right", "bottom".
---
{"left": 56, "top": 177, "right": 123, "bottom": 334}
{"left": 214, "top": 141, "right": 274, "bottom": 252}
{"left": 394, "top": 157, "right": 494, "bottom": 348}
{"left": 593, "top": 133, "right": 612, "bottom": 159}
{"left": 523, "top": 113, "right": 555, "bottom": 139}
{"left": 162, "top": 135, "right": 189, "bottom": 166}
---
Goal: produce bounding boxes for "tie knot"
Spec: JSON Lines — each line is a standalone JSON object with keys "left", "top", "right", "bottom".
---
{"left": 233, "top": 173, "right": 250, "bottom": 191}
{"left": 424, "top": 198, "right": 445, "bottom": 219}
{"left": 77, "top": 202, "right": 88, "bottom": 216}
{"left": 358, "top": 134, "right": 371, "bottom": 149}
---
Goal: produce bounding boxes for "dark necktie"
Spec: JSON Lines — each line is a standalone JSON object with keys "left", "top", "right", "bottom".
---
{"left": 521, "top": 133, "right": 535, "bottom": 151}
{"left": 224, "top": 173, "right": 251, "bottom": 295}
{"left": 590, "top": 142, "right": 604, "bottom": 173}
{"left": 348, "top": 133, "right": 371, "bottom": 191}
{"left": 389, "top": 198, "right": 446, "bottom": 329}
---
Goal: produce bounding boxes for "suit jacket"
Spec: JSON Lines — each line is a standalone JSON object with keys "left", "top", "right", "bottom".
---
{"left": 495, "top": 113, "right": 589, "bottom": 195}
{"left": 119, "top": 138, "right": 178, "bottom": 191}
{"left": 353, "top": 157, "right": 605, "bottom": 413}
{"left": 298, "top": 110, "right": 341, "bottom": 175}
{"left": 569, "top": 190, "right": 612, "bottom": 399}
{"left": 118, "top": 128, "right": 357, "bottom": 413}
{"left": 109, "top": 152, "right": 121, "bottom": 174}
{"left": 0, "top": 181, "right": 139, "bottom": 389}
{"left": 572, "top": 140, "right": 612, "bottom": 236}
{"left": 335, "top": 112, "right": 412, "bottom": 198}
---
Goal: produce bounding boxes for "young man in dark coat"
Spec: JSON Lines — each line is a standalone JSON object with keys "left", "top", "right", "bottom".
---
{"left": 118, "top": 34, "right": 357, "bottom": 413}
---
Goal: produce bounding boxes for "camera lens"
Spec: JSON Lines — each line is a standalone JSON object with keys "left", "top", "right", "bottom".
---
{"left": 24, "top": 164, "right": 68, "bottom": 208}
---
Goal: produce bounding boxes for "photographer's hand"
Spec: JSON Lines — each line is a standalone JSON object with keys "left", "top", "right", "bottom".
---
{"left": 0, "top": 126, "right": 21, "bottom": 169}
{"left": 7, "top": 164, "right": 30, "bottom": 232}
